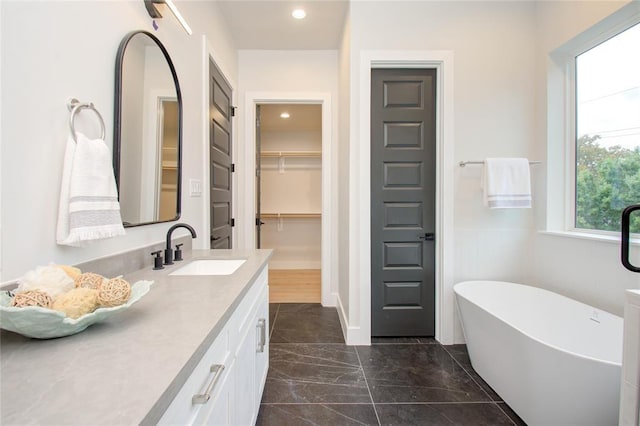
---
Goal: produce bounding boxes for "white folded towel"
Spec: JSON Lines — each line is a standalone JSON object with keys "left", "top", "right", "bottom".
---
{"left": 56, "top": 132, "right": 125, "bottom": 246}
{"left": 482, "top": 158, "right": 532, "bottom": 209}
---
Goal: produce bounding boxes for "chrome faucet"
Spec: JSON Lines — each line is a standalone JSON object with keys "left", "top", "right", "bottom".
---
{"left": 165, "top": 223, "right": 197, "bottom": 265}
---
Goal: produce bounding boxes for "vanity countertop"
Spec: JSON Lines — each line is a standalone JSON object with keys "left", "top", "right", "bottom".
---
{"left": 0, "top": 248, "right": 272, "bottom": 425}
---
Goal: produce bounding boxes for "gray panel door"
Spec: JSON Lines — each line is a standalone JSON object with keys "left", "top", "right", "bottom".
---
{"left": 209, "top": 59, "right": 233, "bottom": 249}
{"left": 371, "top": 68, "right": 436, "bottom": 336}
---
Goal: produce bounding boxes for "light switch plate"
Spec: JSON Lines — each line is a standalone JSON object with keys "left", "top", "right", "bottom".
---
{"left": 189, "top": 179, "right": 202, "bottom": 197}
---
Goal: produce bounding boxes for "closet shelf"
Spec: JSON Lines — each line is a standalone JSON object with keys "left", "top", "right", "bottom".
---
{"left": 161, "top": 183, "right": 177, "bottom": 191}
{"left": 260, "top": 213, "right": 321, "bottom": 219}
{"left": 261, "top": 151, "right": 321, "bottom": 158}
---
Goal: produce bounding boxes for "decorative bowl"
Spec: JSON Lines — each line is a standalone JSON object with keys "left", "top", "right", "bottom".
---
{"left": 0, "top": 280, "right": 153, "bottom": 339}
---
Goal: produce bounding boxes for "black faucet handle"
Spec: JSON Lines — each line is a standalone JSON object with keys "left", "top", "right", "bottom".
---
{"left": 174, "top": 243, "right": 184, "bottom": 261}
{"left": 151, "top": 251, "right": 164, "bottom": 270}
{"left": 164, "top": 247, "right": 174, "bottom": 265}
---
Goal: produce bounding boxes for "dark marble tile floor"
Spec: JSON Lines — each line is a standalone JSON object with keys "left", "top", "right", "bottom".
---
{"left": 270, "top": 303, "right": 345, "bottom": 344}
{"left": 258, "top": 303, "right": 526, "bottom": 425}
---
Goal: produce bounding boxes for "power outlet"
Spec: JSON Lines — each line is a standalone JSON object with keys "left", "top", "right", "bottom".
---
{"left": 189, "top": 179, "right": 202, "bottom": 197}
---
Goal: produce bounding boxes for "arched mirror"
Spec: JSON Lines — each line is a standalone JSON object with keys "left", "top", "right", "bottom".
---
{"left": 113, "top": 30, "right": 182, "bottom": 227}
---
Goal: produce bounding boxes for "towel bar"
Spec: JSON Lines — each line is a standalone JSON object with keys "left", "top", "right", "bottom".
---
{"left": 67, "top": 98, "right": 106, "bottom": 143}
{"left": 459, "top": 160, "right": 542, "bottom": 167}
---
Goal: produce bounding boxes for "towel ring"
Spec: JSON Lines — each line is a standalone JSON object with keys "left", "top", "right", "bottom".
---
{"left": 67, "top": 98, "right": 106, "bottom": 143}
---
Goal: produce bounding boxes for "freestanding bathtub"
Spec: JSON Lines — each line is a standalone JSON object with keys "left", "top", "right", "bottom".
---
{"left": 454, "top": 281, "right": 623, "bottom": 426}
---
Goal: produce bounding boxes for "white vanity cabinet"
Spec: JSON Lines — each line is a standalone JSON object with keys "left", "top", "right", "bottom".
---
{"left": 232, "top": 269, "right": 269, "bottom": 425}
{"left": 254, "top": 284, "right": 269, "bottom": 409}
{"left": 159, "top": 266, "right": 269, "bottom": 426}
{"left": 158, "top": 324, "right": 234, "bottom": 425}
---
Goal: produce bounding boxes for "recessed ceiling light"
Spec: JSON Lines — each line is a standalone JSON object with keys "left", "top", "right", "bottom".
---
{"left": 292, "top": 9, "right": 306, "bottom": 20}
{"left": 280, "top": 112, "right": 291, "bottom": 119}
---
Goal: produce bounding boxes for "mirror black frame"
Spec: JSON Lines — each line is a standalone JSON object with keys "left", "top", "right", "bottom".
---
{"left": 113, "top": 30, "right": 183, "bottom": 227}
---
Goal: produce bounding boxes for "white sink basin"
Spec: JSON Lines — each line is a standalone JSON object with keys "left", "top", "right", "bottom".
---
{"left": 169, "top": 259, "right": 246, "bottom": 276}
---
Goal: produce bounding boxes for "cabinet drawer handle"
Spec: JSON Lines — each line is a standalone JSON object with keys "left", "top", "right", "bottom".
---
{"left": 257, "top": 318, "right": 266, "bottom": 353}
{"left": 192, "top": 364, "right": 225, "bottom": 405}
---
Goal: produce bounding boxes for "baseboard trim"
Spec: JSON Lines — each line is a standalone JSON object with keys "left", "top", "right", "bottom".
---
{"left": 336, "top": 293, "right": 349, "bottom": 343}
{"left": 335, "top": 293, "right": 371, "bottom": 346}
{"left": 322, "top": 291, "right": 338, "bottom": 308}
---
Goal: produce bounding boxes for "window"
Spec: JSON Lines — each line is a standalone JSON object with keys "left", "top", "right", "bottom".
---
{"left": 574, "top": 22, "right": 640, "bottom": 234}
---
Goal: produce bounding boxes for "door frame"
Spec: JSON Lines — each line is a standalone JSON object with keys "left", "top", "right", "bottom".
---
{"left": 243, "top": 92, "right": 335, "bottom": 307}
{"left": 350, "top": 50, "right": 455, "bottom": 345}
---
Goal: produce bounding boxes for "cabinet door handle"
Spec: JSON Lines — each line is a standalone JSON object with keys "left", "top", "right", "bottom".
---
{"left": 257, "top": 318, "right": 266, "bottom": 353}
{"left": 192, "top": 364, "right": 225, "bottom": 405}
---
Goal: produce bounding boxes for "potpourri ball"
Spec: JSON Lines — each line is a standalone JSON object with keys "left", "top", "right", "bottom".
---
{"left": 11, "top": 290, "right": 54, "bottom": 309}
{"left": 74, "top": 272, "right": 105, "bottom": 290}
{"left": 97, "top": 278, "right": 131, "bottom": 307}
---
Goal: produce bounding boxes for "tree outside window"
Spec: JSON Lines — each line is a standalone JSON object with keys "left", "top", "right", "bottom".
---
{"left": 576, "top": 22, "right": 640, "bottom": 233}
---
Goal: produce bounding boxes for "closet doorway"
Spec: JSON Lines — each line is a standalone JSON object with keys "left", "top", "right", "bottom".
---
{"left": 256, "top": 104, "right": 322, "bottom": 303}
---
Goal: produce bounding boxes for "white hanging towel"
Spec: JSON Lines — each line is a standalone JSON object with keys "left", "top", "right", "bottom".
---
{"left": 56, "top": 132, "right": 125, "bottom": 246}
{"left": 482, "top": 158, "right": 532, "bottom": 209}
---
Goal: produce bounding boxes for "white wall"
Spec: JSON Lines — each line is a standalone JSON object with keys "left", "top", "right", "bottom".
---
{"left": 0, "top": 1, "right": 237, "bottom": 281}
{"left": 533, "top": 1, "right": 640, "bottom": 317}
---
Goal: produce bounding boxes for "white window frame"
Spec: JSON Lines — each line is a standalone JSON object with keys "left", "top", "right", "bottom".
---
{"left": 546, "top": 3, "right": 640, "bottom": 243}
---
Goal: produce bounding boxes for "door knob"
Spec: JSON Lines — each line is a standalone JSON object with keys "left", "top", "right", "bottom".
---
{"left": 419, "top": 233, "right": 435, "bottom": 241}
{"left": 211, "top": 236, "right": 221, "bottom": 241}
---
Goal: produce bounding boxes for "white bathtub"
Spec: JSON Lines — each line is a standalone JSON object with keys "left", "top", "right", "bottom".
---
{"left": 454, "top": 280, "right": 623, "bottom": 426}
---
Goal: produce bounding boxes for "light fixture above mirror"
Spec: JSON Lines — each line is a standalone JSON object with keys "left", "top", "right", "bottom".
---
{"left": 144, "top": 0, "right": 193, "bottom": 35}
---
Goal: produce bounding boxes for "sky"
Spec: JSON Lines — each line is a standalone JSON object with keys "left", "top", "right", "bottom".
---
{"left": 577, "top": 22, "right": 640, "bottom": 150}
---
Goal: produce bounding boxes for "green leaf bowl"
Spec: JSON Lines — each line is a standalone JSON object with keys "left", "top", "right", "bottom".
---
{"left": 0, "top": 280, "right": 153, "bottom": 339}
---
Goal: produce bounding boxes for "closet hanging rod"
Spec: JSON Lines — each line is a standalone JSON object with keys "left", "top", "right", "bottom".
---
{"left": 458, "top": 160, "right": 542, "bottom": 167}
{"left": 67, "top": 98, "right": 106, "bottom": 143}
{"left": 261, "top": 151, "right": 322, "bottom": 158}
{"left": 260, "top": 213, "right": 321, "bottom": 219}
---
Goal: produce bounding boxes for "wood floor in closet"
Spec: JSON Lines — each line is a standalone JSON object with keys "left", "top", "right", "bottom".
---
{"left": 268, "top": 269, "right": 321, "bottom": 303}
